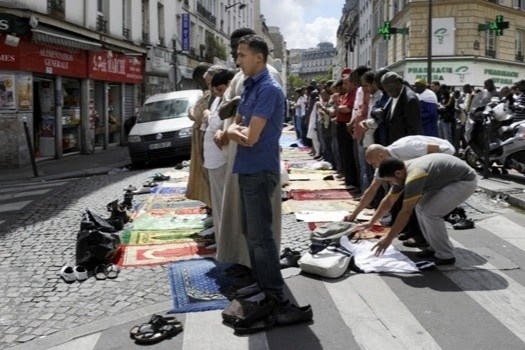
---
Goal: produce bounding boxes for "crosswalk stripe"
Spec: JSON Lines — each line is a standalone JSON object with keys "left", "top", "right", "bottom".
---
{"left": 181, "top": 310, "right": 269, "bottom": 350}
{"left": 0, "top": 200, "right": 32, "bottom": 213}
{"left": 0, "top": 181, "right": 68, "bottom": 194}
{"left": 443, "top": 239, "right": 525, "bottom": 343}
{"left": 478, "top": 215, "right": 525, "bottom": 252}
{"left": 47, "top": 332, "right": 101, "bottom": 350}
{"left": 0, "top": 188, "right": 52, "bottom": 201}
{"left": 325, "top": 274, "right": 442, "bottom": 350}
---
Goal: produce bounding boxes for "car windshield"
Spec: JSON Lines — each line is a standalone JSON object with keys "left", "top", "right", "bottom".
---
{"left": 137, "top": 98, "right": 191, "bottom": 123}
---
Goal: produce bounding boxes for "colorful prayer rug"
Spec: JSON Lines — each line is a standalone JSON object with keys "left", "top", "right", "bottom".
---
{"left": 282, "top": 199, "right": 359, "bottom": 215}
{"left": 287, "top": 180, "right": 347, "bottom": 191}
{"left": 116, "top": 242, "right": 216, "bottom": 267}
{"left": 168, "top": 258, "right": 236, "bottom": 313}
{"left": 289, "top": 189, "right": 357, "bottom": 201}
{"left": 131, "top": 213, "right": 207, "bottom": 230}
{"left": 121, "top": 229, "right": 208, "bottom": 245}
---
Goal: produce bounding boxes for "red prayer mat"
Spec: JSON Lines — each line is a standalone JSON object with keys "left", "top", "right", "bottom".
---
{"left": 115, "top": 242, "right": 216, "bottom": 267}
{"left": 289, "top": 189, "right": 356, "bottom": 201}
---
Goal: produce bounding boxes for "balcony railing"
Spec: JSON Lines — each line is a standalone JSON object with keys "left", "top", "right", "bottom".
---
{"left": 123, "top": 28, "right": 130, "bottom": 40}
{"left": 96, "top": 16, "right": 107, "bottom": 33}
{"left": 485, "top": 49, "right": 496, "bottom": 58}
{"left": 517, "top": 53, "right": 524, "bottom": 62}
{"left": 142, "top": 31, "right": 150, "bottom": 44}
{"left": 197, "top": 2, "right": 216, "bottom": 26}
{"left": 159, "top": 37, "right": 165, "bottom": 47}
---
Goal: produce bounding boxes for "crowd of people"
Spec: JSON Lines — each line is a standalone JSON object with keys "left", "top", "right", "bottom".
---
{"left": 290, "top": 68, "right": 525, "bottom": 261}
{"left": 185, "top": 26, "right": 525, "bottom": 332}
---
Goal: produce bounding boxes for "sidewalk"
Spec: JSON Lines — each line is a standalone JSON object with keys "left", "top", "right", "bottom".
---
{"left": 477, "top": 175, "right": 525, "bottom": 211}
{"left": 0, "top": 147, "right": 131, "bottom": 186}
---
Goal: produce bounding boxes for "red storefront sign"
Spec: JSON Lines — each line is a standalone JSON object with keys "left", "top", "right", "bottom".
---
{"left": 17, "top": 39, "right": 88, "bottom": 78}
{"left": 88, "top": 51, "right": 144, "bottom": 84}
{"left": 0, "top": 41, "right": 18, "bottom": 70}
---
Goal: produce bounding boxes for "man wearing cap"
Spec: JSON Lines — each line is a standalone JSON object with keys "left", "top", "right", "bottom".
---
{"left": 381, "top": 72, "right": 422, "bottom": 144}
{"left": 414, "top": 79, "right": 439, "bottom": 137}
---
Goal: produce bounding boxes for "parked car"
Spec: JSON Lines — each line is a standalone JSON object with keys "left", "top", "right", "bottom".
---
{"left": 127, "top": 89, "right": 203, "bottom": 167}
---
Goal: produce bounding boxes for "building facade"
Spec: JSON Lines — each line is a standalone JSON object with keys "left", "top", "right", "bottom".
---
{"left": 0, "top": 0, "right": 263, "bottom": 168}
{"left": 382, "top": 0, "right": 525, "bottom": 88}
{"left": 299, "top": 42, "right": 336, "bottom": 82}
{"left": 334, "top": 0, "right": 359, "bottom": 78}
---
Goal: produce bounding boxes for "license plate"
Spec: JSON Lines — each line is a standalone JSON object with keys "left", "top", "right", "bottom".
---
{"left": 149, "top": 141, "right": 172, "bottom": 150}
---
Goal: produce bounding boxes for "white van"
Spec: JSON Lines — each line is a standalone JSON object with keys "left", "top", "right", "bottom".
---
{"left": 127, "top": 89, "right": 203, "bottom": 167}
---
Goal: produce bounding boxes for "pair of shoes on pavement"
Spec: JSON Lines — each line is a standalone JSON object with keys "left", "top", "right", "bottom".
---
{"left": 453, "top": 218, "right": 475, "bottom": 230}
{"left": 416, "top": 249, "right": 456, "bottom": 265}
{"left": 60, "top": 265, "right": 88, "bottom": 283}
{"left": 94, "top": 264, "right": 120, "bottom": 280}
{"left": 280, "top": 248, "right": 301, "bottom": 269}
{"left": 130, "top": 314, "right": 183, "bottom": 344}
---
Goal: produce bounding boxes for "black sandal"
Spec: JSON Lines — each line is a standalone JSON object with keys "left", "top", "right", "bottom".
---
{"left": 130, "top": 314, "right": 182, "bottom": 338}
{"left": 133, "top": 323, "right": 182, "bottom": 344}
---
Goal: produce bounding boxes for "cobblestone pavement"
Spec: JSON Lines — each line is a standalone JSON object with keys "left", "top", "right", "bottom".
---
{"left": 0, "top": 167, "right": 311, "bottom": 349}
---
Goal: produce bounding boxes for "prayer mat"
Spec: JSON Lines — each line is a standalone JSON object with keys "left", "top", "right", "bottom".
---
{"left": 289, "top": 189, "right": 356, "bottom": 201}
{"left": 131, "top": 213, "right": 207, "bottom": 230}
{"left": 307, "top": 222, "right": 390, "bottom": 240}
{"left": 282, "top": 199, "right": 358, "bottom": 214}
{"left": 162, "top": 171, "right": 190, "bottom": 179}
{"left": 139, "top": 195, "right": 204, "bottom": 211}
{"left": 287, "top": 180, "right": 347, "bottom": 191}
{"left": 295, "top": 210, "right": 348, "bottom": 223}
{"left": 289, "top": 168, "right": 333, "bottom": 174}
{"left": 121, "top": 229, "right": 209, "bottom": 245}
{"left": 150, "top": 186, "right": 187, "bottom": 195}
{"left": 148, "top": 207, "right": 207, "bottom": 216}
{"left": 116, "top": 242, "right": 216, "bottom": 267}
{"left": 288, "top": 173, "right": 336, "bottom": 181}
{"left": 168, "top": 258, "right": 237, "bottom": 313}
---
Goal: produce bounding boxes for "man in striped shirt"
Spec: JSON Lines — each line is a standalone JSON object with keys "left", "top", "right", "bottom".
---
{"left": 357, "top": 153, "right": 477, "bottom": 265}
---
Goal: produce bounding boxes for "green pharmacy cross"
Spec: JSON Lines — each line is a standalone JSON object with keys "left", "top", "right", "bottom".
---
{"left": 378, "top": 20, "right": 409, "bottom": 41}
{"left": 478, "top": 15, "right": 509, "bottom": 36}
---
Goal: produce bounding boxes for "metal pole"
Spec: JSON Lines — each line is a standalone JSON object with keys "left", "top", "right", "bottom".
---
{"left": 427, "top": 0, "right": 432, "bottom": 84}
{"left": 483, "top": 118, "right": 491, "bottom": 179}
{"left": 22, "top": 117, "right": 39, "bottom": 178}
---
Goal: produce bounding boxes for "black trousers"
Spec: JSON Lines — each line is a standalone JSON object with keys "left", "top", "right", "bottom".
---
{"left": 336, "top": 122, "right": 359, "bottom": 187}
{"left": 391, "top": 193, "right": 424, "bottom": 241}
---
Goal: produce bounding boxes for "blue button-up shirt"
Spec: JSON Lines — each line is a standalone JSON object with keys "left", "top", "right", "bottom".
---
{"left": 233, "top": 67, "right": 285, "bottom": 174}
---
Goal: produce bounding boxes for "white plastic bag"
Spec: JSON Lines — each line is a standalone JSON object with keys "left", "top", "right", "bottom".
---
{"left": 298, "top": 249, "right": 350, "bottom": 278}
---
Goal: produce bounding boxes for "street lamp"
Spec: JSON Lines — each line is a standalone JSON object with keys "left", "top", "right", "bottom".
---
{"left": 225, "top": 2, "right": 246, "bottom": 10}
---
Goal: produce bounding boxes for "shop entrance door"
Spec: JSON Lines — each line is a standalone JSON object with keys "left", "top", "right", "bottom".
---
{"left": 108, "top": 84, "right": 122, "bottom": 145}
{"left": 33, "top": 78, "right": 55, "bottom": 159}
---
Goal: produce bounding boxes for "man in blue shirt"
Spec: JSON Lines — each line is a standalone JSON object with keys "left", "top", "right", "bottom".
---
{"left": 227, "top": 34, "right": 312, "bottom": 326}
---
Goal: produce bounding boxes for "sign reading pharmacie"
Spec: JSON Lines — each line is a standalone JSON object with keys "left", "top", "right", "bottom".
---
{"left": 404, "top": 60, "right": 525, "bottom": 87}
{"left": 88, "top": 51, "right": 144, "bottom": 84}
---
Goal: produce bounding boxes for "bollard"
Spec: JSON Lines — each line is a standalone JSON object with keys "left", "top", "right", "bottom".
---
{"left": 22, "top": 117, "right": 39, "bottom": 178}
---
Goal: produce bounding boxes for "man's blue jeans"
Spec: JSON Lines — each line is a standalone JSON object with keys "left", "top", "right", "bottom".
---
{"left": 294, "top": 114, "right": 303, "bottom": 141}
{"left": 238, "top": 171, "right": 284, "bottom": 301}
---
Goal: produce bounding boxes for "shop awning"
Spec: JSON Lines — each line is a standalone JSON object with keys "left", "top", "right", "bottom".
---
{"left": 31, "top": 26, "right": 102, "bottom": 51}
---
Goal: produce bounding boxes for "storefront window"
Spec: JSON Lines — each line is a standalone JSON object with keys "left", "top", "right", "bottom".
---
{"left": 62, "top": 79, "right": 81, "bottom": 153}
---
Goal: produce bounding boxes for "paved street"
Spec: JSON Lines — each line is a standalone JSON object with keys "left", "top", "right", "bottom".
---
{"left": 0, "top": 162, "right": 524, "bottom": 349}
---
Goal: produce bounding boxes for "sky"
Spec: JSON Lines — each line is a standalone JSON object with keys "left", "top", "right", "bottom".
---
{"left": 260, "top": 0, "right": 343, "bottom": 50}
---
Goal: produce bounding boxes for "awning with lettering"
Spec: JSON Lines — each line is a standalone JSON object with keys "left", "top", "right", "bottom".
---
{"left": 31, "top": 26, "right": 102, "bottom": 52}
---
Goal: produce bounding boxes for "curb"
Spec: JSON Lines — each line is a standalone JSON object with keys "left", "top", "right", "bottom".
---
{"left": 476, "top": 176, "right": 525, "bottom": 211}
{"left": 9, "top": 300, "right": 173, "bottom": 350}
{"left": 29, "top": 161, "right": 132, "bottom": 182}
